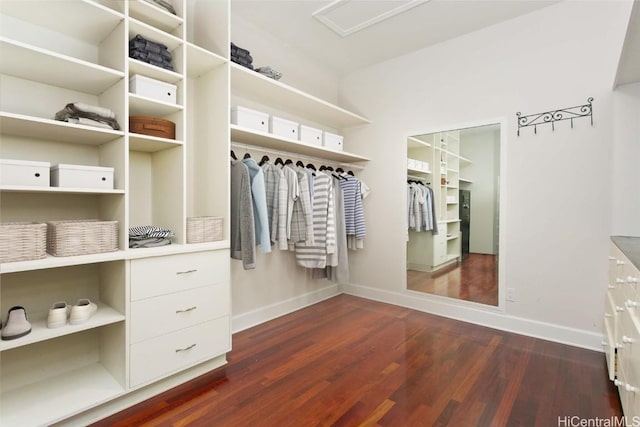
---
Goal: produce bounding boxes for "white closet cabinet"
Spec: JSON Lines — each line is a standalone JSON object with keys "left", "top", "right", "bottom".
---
{"left": 0, "top": 1, "right": 230, "bottom": 425}
{"left": 605, "top": 237, "right": 640, "bottom": 419}
{"left": 406, "top": 132, "right": 462, "bottom": 272}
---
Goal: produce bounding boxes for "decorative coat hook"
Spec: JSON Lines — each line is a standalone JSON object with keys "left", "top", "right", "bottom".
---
{"left": 516, "top": 97, "right": 593, "bottom": 136}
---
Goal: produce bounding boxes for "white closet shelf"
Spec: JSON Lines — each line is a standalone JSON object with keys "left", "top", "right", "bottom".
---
{"left": 129, "top": 18, "right": 183, "bottom": 52}
{"left": 129, "top": 0, "right": 183, "bottom": 33}
{"left": 446, "top": 219, "right": 461, "bottom": 223}
{"left": 230, "top": 125, "right": 369, "bottom": 163}
{"left": 0, "top": 303, "right": 125, "bottom": 352}
{"left": 0, "top": 112, "right": 124, "bottom": 145}
{"left": 129, "top": 94, "right": 184, "bottom": 117}
{"left": 0, "top": 38, "right": 125, "bottom": 95}
{"left": 129, "top": 133, "right": 184, "bottom": 152}
{"left": 407, "top": 136, "right": 432, "bottom": 148}
{"left": 459, "top": 178, "right": 473, "bottom": 183}
{"left": 447, "top": 235, "right": 459, "bottom": 241}
{"left": 125, "top": 241, "right": 230, "bottom": 259}
{"left": 0, "top": 251, "right": 126, "bottom": 274}
{"left": 0, "top": 363, "right": 125, "bottom": 427}
{"left": 186, "top": 43, "right": 227, "bottom": 78}
{"left": 407, "top": 167, "right": 431, "bottom": 175}
{"left": 129, "top": 59, "right": 183, "bottom": 84}
{"left": 459, "top": 155, "right": 472, "bottom": 164}
{"left": 0, "top": 0, "right": 123, "bottom": 44}
{"left": 0, "top": 186, "right": 125, "bottom": 195}
{"left": 230, "top": 63, "right": 369, "bottom": 129}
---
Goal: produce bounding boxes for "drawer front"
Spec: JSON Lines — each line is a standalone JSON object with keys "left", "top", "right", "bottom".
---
{"left": 130, "top": 316, "right": 230, "bottom": 387}
{"left": 131, "top": 250, "right": 229, "bottom": 301}
{"left": 51, "top": 167, "right": 114, "bottom": 189}
{"left": 131, "top": 284, "right": 230, "bottom": 343}
{"left": 604, "top": 316, "right": 616, "bottom": 381}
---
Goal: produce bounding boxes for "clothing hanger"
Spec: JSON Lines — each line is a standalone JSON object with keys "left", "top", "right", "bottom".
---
{"left": 335, "top": 167, "right": 344, "bottom": 174}
{"left": 306, "top": 163, "right": 316, "bottom": 171}
{"left": 296, "top": 160, "right": 305, "bottom": 167}
{"left": 347, "top": 170, "right": 354, "bottom": 176}
{"left": 275, "top": 157, "right": 284, "bottom": 166}
{"left": 284, "top": 159, "right": 293, "bottom": 166}
{"left": 325, "top": 166, "right": 334, "bottom": 172}
{"left": 230, "top": 150, "right": 237, "bottom": 160}
{"left": 259, "top": 155, "right": 270, "bottom": 166}
{"left": 319, "top": 165, "right": 327, "bottom": 171}
{"left": 243, "top": 152, "right": 251, "bottom": 159}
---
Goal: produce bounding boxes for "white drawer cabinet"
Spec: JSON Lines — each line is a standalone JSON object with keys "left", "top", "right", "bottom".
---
{"left": 607, "top": 237, "right": 640, "bottom": 419}
{"left": 130, "top": 250, "right": 229, "bottom": 300}
{"left": 130, "top": 316, "right": 231, "bottom": 387}
{"left": 131, "top": 284, "right": 230, "bottom": 343}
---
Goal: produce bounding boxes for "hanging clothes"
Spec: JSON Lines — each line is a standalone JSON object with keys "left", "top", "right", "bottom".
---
{"left": 407, "top": 181, "right": 438, "bottom": 235}
{"left": 261, "top": 161, "right": 284, "bottom": 246}
{"left": 288, "top": 165, "right": 314, "bottom": 248}
{"left": 295, "top": 171, "right": 335, "bottom": 268}
{"left": 278, "top": 165, "right": 299, "bottom": 250}
{"left": 242, "top": 157, "right": 271, "bottom": 253}
{"left": 230, "top": 160, "right": 256, "bottom": 270}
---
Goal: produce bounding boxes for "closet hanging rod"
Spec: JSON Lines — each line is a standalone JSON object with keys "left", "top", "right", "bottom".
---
{"left": 407, "top": 174, "right": 428, "bottom": 181}
{"left": 230, "top": 142, "right": 366, "bottom": 170}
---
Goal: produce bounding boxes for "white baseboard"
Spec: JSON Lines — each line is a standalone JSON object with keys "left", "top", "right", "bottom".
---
{"left": 343, "top": 283, "right": 604, "bottom": 352}
{"left": 232, "top": 284, "right": 341, "bottom": 333}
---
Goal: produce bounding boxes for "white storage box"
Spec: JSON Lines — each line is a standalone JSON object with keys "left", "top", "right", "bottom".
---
{"left": 130, "top": 74, "right": 177, "bottom": 104}
{"left": 50, "top": 164, "right": 114, "bottom": 190}
{"left": 323, "top": 131, "right": 344, "bottom": 151}
{"left": 407, "top": 158, "right": 417, "bottom": 169}
{"left": 0, "top": 159, "right": 50, "bottom": 187}
{"left": 299, "top": 125, "right": 323, "bottom": 146}
{"left": 270, "top": 116, "right": 298, "bottom": 139}
{"left": 231, "top": 106, "right": 269, "bottom": 133}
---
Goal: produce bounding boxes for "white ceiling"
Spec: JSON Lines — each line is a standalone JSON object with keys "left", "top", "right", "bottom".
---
{"left": 231, "top": 0, "right": 560, "bottom": 76}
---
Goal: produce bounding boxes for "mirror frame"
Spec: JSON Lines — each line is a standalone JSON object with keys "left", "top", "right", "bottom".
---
{"left": 403, "top": 117, "right": 507, "bottom": 312}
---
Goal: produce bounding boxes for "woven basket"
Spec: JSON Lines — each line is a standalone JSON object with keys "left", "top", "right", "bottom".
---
{"left": 0, "top": 222, "right": 47, "bottom": 263}
{"left": 187, "top": 217, "right": 223, "bottom": 244}
{"left": 47, "top": 220, "right": 118, "bottom": 257}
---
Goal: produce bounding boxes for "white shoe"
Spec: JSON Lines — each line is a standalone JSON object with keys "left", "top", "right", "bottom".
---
{"left": 69, "top": 299, "right": 98, "bottom": 325}
{"left": 1, "top": 306, "right": 32, "bottom": 340}
{"left": 47, "top": 301, "right": 70, "bottom": 328}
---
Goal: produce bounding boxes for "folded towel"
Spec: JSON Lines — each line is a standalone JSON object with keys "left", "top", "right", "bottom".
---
{"left": 55, "top": 103, "right": 121, "bottom": 130}
{"left": 231, "top": 56, "right": 253, "bottom": 66}
{"left": 130, "top": 34, "right": 168, "bottom": 52}
{"left": 256, "top": 66, "right": 282, "bottom": 80}
{"left": 231, "top": 42, "right": 251, "bottom": 57}
{"left": 66, "top": 117, "right": 115, "bottom": 130}
{"left": 129, "top": 225, "right": 175, "bottom": 240}
{"left": 129, "top": 237, "right": 172, "bottom": 248}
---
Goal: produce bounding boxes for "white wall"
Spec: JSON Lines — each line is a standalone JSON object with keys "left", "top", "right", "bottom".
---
{"left": 612, "top": 82, "right": 640, "bottom": 236}
{"left": 460, "top": 127, "right": 499, "bottom": 255}
{"left": 339, "top": 0, "right": 633, "bottom": 349}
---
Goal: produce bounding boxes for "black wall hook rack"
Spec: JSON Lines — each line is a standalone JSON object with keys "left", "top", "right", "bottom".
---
{"left": 516, "top": 97, "right": 593, "bottom": 136}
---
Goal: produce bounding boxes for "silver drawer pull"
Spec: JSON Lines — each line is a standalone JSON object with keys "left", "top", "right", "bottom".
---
{"left": 176, "top": 306, "right": 197, "bottom": 314}
{"left": 176, "top": 269, "right": 197, "bottom": 275}
{"left": 175, "top": 343, "right": 197, "bottom": 353}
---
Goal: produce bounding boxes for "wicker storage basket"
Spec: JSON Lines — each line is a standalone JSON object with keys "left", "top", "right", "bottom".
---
{"left": 129, "top": 116, "right": 176, "bottom": 139}
{"left": 187, "top": 217, "right": 223, "bottom": 244}
{"left": 47, "top": 220, "right": 118, "bottom": 257}
{"left": 0, "top": 222, "right": 47, "bottom": 263}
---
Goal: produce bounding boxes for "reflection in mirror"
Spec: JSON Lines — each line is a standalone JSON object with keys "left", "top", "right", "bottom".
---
{"left": 406, "top": 123, "right": 500, "bottom": 306}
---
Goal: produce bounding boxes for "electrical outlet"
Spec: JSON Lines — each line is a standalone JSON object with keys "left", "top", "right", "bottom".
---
{"left": 507, "top": 288, "right": 516, "bottom": 302}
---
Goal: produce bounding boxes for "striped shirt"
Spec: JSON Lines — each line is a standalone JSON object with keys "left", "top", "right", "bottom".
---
{"left": 261, "top": 162, "right": 281, "bottom": 244}
{"left": 339, "top": 175, "right": 366, "bottom": 239}
{"left": 288, "top": 166, "right": 314, "bottom": 246}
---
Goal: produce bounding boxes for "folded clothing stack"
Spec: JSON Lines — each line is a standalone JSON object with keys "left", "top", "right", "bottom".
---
{"left": 255, "top": 66, "right": 282, "bottom": 80}
{"left": 231, "top": 42, "right": 253, "bottom": 70}
{"left": 55, "top": 102, "right": 120, "bottom": 130}
{"left": 129, "top": 225, "right": 175, "bottom": 248}
{"left": 142, "top": 0, "right": 176, "bottom": 14}
{"left": 129, "top": 34, "right": 174, "bottom": 71}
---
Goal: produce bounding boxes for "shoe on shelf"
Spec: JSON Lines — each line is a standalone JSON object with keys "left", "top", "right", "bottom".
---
{"left": 47, "top": 301, "right": 70, "bottom": 329}
{"left": 69, "top": 299, "right": 98, "bottom": 325}
{"left": 1, "top": 306, "right": 32, "bottom": 340}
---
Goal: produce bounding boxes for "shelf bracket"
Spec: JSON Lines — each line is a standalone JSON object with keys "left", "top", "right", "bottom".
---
{"left": 516, "top": 97, "right": 593, "bottom": 136}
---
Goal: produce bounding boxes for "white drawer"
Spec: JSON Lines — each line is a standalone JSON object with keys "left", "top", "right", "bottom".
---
{"left": 130, "top": 316, "right": 230, "bottom": 387}
{"left": 604, "top": 316, "right": 616, "bottom": 381}
{"left": 231, "top": 106, "right": 268, "bottom": 133}
{"left": 50, "top": 163, "right": 114, "bottom": 189}
{"left": 0, "top": 158, "right": 50, "bottom": 187}
{"left": 130, "top": 250, "right": 229, "bottom": 301}
{"left": 131, "top": 284, "right": 229, "bottom": 343}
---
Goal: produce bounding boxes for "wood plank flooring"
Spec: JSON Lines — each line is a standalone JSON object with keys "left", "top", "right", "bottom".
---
{"left": 93, "top": 295, "right": 621, "bottom": 427}
{"left": 408, "top": 253, "right": 499, "bottom": 306}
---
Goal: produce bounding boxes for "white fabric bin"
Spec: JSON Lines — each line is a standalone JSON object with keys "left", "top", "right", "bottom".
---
{"left": 50, "top": 164, "right": 114, "bottom": 189}
{"left": 231, "top": 106, "right": 269, "bottom": 133}
{"left": 0, "top": 159, "right": 50, "bottom": 187}
{"left": 130, "top": 74, "right": 177, "bottom": 104}
{"left": 270, "top": 116, "right": 298, "bottom": 139}
{"left": 299, "top": 125, "right": 323, "bottom": 146}
{"left": 323, "top": 131, "right": 344, "bottom": 151}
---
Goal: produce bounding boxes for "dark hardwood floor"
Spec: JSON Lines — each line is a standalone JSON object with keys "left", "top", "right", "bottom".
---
{"left": 94, "top": 295, "right": 621, "bottom": 427}
{"left": 408, "top": 253, "right": 499, "bottom": 306}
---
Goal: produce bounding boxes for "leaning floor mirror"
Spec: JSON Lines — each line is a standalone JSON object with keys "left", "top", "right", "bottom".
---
{"left": 406, "top": 122, "right": 502, "bottom": 307}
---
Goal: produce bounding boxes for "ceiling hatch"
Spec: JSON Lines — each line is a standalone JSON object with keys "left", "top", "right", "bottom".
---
{"left": 313, "top": 0, "right": 430, "bottom": 37}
